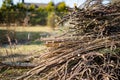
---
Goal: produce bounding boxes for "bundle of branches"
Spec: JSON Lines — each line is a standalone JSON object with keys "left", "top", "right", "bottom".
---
{"left": 16, "top": 2, "right": 120, "bottom": 80}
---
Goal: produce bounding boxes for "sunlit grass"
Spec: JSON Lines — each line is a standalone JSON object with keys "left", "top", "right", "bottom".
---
{"left": 0, "top": 26, "right": 53, "bottom": 32}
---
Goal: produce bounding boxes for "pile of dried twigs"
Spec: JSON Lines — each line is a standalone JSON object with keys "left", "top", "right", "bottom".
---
{"left": 16, "top": 1, "right": 120, "bottom": 80}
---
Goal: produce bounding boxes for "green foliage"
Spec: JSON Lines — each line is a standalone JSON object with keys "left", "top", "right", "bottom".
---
{"left": 99, "top": 48, "right": 120, "bottom": 54}
{"left": 2, "top": 0, "right": 13, "bottom": 6}
{"left": 30, "top": 11, "right": 48, "bottom": 25}
{"left": 56, "top": 2, "right": 67, "bottom": 12}
{"left": 0, "top": 0, "right": 27, "bottom": 26}
{"left": 37, "top": 7, "right": 44, "bottom": 12}
{"left": 45, "top": 1, "right": 55, "bottom": 12}
{"left": 29, "top": 4, "right": 35, "bottom": 11}
{"left": 16, "top": 3, "right": 27, "bottom": 11}
{"left": 1, "top": 0, "right": 13, "bottom": 11}
{"left": 0, "top": 1, "right": 68, "bottom": 26}
{"left": 48, "top": 1, "right": 54, "bottom": 6}
{"left": 1, "top": 3, "right": 7, "bottom": 10}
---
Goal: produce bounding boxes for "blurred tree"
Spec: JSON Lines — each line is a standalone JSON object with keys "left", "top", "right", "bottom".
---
{"left": 1, "top": 0, "right": 13, "bottom": 10}
{"left": 46, "top": 1, "right": 55, "bottom": 12}
{"left": 0, "top": 0, "right": 27, "bottom": 26}
{"left": 47, "top": 12, "right": 57, "bottom": 30}
{"left": 37, "top": 7, "right": 44, "bottom": 12}
{"left": 29, "top": 4, "right": 35, "bottom": 11}
{"left": 16, "top": 3, "right": 26, "bottom": 11}
{"left": 0, "top": 0, "right": 68, "bottom": 26}
{"left": 30, "top": 6, "right": 48, "bottom": 25}
{"left": 0, "top": 0, "right": 14, "bottom": 26}
{"left": 56, "top": 2, "right": 67, "bottom": 12}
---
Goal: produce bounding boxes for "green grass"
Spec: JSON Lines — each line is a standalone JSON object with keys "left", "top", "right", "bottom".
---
{"left": 99, "top": 48, "right": 120, "bottom": 54}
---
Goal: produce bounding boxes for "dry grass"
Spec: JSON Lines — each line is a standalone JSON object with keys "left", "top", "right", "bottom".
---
{"left": 0, "top": 26, "right": 57, "bottom": 42}
{"left": 0, "top": 26, "right": 51, "bottom": 63}
{"left": 0, "top": 26, "right": 52, "bottom": 32}
{"left": 0, "top": 26, "right": 63, "bottom": 80}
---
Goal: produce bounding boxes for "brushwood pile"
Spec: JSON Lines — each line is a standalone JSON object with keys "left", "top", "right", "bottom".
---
{"left": 17, "top": 2, "right": 120, "bottom": 80}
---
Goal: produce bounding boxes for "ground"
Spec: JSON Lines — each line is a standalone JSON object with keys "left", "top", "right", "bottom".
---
{"left": 0, "top": 26, "right": 56, "bottom": 80}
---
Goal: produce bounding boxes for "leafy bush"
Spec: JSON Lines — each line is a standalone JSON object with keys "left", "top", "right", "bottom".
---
{"left": 30, "top": 11, "right": 48, "bottom": 25}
